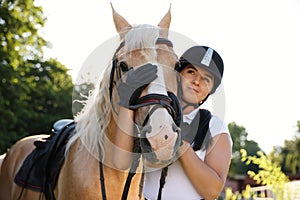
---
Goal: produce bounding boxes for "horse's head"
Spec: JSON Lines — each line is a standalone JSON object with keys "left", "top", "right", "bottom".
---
{"left": 110, "top": 5, "right": 181, "bottom": 168}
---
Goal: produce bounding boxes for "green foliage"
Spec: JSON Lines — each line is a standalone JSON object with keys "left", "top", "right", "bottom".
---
{"left": 0, "top": 0, "right": 73, "bottom": 154}
{"left": 225, "top": 185, "right": 253, "bottom": 200}
{"left": 228, "top": 122, "right": 261, "bottom": 176}
{"left": 226, "top": 149, "right": 290, "bottom": 200}
{"left": 225, "top": 121, "right": 300, "bottom": 199}
{"left": 240, "top": 149, "right": 289, "bottom": 186}
{"left": 269, "top": 121, "right": 300, "bottom": 175}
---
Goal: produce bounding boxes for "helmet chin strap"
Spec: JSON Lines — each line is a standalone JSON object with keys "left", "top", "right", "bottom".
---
{"left": 181, "top": 97, "right": 199, "bottom": 111}
{"left": 181, "top": 94, "right": 209, "bottom": 112}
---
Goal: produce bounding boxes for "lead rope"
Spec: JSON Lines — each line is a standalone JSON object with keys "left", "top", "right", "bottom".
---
{"left": 157, "top": 166, "right": 169, "bottom": 200}
{"left": 99, "top": 146, "right": 107, "bottom": 200}
{"left": 121, "top": 138, "right": 141, "bottom": 200}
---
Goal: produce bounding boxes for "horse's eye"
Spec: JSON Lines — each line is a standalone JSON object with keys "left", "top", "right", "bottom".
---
{"left": 119, "top": 62, "right": 128, "bottom": 72}
{"left": 174, "top": 62, "right": 181, "bottom": 72}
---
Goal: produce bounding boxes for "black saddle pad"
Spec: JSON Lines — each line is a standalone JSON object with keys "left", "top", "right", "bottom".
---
{"left": 14, "top": 121, "right": 75, "bottom": 193}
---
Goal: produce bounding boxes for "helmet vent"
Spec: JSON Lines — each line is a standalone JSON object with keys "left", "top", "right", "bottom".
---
{"left": 201, "top": 47, "right": 213, "bottom": 67}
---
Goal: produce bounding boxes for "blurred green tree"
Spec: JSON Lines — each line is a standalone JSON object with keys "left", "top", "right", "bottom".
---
{"left": 0, "top": 0, "right": 73, "bottom": 154}
{"left": 228, "top": 122, "right": 261, "bottom": 176}
{"left": 269, "top": 121, "right": 300, "bottom": 175}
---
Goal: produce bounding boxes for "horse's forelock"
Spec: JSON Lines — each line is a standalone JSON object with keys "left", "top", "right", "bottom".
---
{"left": 124, "top": 24, "right": 159, "bottom": 53}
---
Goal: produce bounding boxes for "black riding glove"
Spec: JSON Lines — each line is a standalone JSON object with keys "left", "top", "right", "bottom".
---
{"left": 117, "top": 63, "right": 158, "bottom": 108}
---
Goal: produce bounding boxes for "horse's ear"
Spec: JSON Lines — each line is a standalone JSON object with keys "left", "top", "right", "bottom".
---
{"left": 157, "top": 4, "right": 171, "bottom": 37}
{"left": 158, "top": 5, "right": 171, "bottom": 29}
{"left": 111, "top": 3, "right": 131, "bottom": 35}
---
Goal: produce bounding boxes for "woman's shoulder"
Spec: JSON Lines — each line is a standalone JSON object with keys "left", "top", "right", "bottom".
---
{"left": 209, "top": 115, "right": 230, "bottom": 137}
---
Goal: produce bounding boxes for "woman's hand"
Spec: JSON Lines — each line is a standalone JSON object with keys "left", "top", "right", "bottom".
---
{"left": 117, "top": 64, "right": 157, "bottom": 108}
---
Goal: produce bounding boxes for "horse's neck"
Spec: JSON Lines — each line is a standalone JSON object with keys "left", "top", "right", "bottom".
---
{"left": 68, "top": 117, "right": 116, "bottom": 167}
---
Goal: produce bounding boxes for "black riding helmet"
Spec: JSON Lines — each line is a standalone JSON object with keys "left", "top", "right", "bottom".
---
{"left": 176, "top": 46, "right": 224, "bottom": 94}
{"left": 175, "top": 46, "right": 224, "bottom": 109}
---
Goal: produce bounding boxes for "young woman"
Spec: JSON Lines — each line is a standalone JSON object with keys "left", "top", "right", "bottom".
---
{"left": 113, "top": 46, "right": 232, "bottom": 200}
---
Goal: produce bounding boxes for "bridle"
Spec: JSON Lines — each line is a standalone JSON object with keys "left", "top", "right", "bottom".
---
{"left": 98, "top": 37, "right": 182, "bottom": 200}
{"left": 109, "top": 37, "right": 174, "bottom": 102}
{"left": 108, "top": 37, "right": 182, "bottom": 129}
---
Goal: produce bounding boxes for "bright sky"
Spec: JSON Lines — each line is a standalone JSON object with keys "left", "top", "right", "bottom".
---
{"left": 35, "top": 0, "right": 300, "bottom": 153}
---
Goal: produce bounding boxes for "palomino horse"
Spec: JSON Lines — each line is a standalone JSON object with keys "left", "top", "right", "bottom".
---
{"left": 0, "top": 5, "right": 182, "bottom": 200}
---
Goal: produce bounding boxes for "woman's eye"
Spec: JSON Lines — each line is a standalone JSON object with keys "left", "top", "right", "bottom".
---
{"left": 187, "top": 69, "right": 195, "bottom": 74}
{"left": 203, "top": 77, "right": 210, "bottom": 83}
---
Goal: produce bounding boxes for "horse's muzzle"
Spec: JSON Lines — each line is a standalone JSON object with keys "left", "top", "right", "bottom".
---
{"left": 139, "top": 115, "right": 181, "bottom": 168}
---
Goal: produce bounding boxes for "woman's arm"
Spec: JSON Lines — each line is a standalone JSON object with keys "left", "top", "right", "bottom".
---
{"left": 112, "top": 107, "right": 135, "bottom": 170}
{"left": 178, "top": 133, "right": 232, "bottom": 200}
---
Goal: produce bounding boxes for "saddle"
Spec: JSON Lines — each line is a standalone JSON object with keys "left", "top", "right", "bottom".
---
{"left": 14, "top": 119, "right": 75, "bottom": 199}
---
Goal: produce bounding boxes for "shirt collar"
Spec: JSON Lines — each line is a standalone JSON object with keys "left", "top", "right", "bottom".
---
{"left": 183, "top": 106, "right": 200, "bottom": 124}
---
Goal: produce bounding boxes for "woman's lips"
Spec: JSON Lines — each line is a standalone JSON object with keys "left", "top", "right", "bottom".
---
{"left": 187, "top": 86, "right": 199, "bottom": 94}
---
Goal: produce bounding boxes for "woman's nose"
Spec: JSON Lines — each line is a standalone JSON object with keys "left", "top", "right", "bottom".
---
{"left": 192, "top": 76, "right": 200, "bottom": 85}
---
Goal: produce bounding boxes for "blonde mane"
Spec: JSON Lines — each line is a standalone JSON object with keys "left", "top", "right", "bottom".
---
{"left": 66, "top": 24, "right": 160, "bottom": 160}
{"left": 124, "top": 24, "right": 159, "bottom": 60}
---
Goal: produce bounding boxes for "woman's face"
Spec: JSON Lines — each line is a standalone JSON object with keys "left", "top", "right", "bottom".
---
{"left": 180, "top": 65, "right": 214, "bottom": 104}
